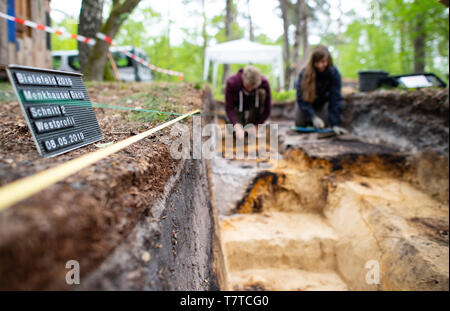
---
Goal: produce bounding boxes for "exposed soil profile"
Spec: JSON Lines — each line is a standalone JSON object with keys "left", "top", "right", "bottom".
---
{"left": 342, "top": 88, "right": 449, "bottom": 155}
{"left": 0, "top": 82, "right": 222, "bottom": 290}
{"left": 219, "top": 148, "right": 448, "bottom": 291}
{"left": 213, "top": 88, "right": 449, "bottom": 291}
{"left": 0, "top": 84, "right": 448, "bottom": 291}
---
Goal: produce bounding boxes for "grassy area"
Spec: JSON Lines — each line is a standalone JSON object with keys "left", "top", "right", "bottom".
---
{"left": 272, "top": 90, "right": 296, "bottom": 102}
{"left": 0, "top": 81, "right": 193, "bottom": 124}
{"left": 0, "top": 82, "right": 14, "bottom": 102}
{"left": 86, "top": 82, "right": 198, "bottom": 124}
{"left": 0, "top": 82, "right": 11, "bottom": 92}
{"left": 212, "top": 87, "right": 297, "bottom": 102}
{"left": 125, "top": 85, "right": 185, "bottom": 123}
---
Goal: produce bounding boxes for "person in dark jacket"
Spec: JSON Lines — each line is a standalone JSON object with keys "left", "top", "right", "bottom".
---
{"left": 295, "top": 45, "right": 347, "bottom": 135}
{"left": 225, "top": 66, "right": 272, "bottom": 140}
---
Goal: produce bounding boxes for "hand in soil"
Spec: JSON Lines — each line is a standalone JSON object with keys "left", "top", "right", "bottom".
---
{"left": 332, "top": 126, "right": 348, "bottom": 135}
{"left": 235, "top": 124, "right": 245, "bottom": 140}
{"left": 312, "top": 115, "right": 325, "bottom": 129}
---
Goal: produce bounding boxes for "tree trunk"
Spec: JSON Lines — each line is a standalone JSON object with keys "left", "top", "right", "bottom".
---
{"left": 413, "top": 14, "right": 426, "bottom": 73}
{"left": 78, "top": 0, "right": 104, "bottom": 74}
{"left": 399, "top": 21, "right": 408, "bottom": 73}
{"left": 201, "top": 0, "right": 208, "bottom": 69}
{"left": 279, "top": 0, "right": 291, "bottom": 90}
{"left": 291, "top": 0, "right": 302, "bottom": 77}
{"left": 84, "top": 0, "right": 142, "bottom": 81}
{"left": 247, "top": 0, "right": 254, "bottom": 41}
{"left": 222, "top": 0, "right": 233, "bottom": 84}
{"left": 334, "top": 0, "right": 343, "bottom": 48}
{"left": 299, "top": 0, "right": 309, "bottom": 70}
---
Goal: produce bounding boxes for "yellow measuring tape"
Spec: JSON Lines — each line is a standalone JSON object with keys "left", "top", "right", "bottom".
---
{"left": 0, "top": 109, "right": 200, "bottom": 211}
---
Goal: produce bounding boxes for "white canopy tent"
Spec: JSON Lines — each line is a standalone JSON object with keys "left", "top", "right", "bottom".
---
{"left": 203, "top": 39, "right": 284, "bottom": 90}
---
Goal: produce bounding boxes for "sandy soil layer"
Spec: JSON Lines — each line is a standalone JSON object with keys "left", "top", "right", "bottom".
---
{"left": 212, "top": 91, "right": 449, "bottom": 290}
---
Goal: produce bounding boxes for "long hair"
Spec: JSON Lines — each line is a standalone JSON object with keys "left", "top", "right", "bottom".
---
{"left": 300, "top": 45, "right": 334, "bottom": 103}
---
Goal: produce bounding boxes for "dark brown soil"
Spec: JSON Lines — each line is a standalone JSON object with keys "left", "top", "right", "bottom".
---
{"left": 409, "top": 217, "right": 449, "bottom": 246}
{"left": 0, "top": 82, "right": 203, "bottom": 290}
{"left": 342, "top": 88, "right": 449, "bottom": 154}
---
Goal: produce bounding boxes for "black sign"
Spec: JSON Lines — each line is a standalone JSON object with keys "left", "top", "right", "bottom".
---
{"left": 7, "top": 65, "right": 103, "bottom": 158}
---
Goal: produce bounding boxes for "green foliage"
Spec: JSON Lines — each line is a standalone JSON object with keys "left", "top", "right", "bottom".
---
{"left": 51, "top": 18, "right": 78, "bottom": 51}
{"left": 212, "top": 86, "right": 225, "bottom": 101}
{"left": 52, "top": 56, "right": 62, "bottom": 69}
{"left": 0, "top": 82, "right": 13, "bottom": 103}
{"left": 114, "top": 7, "right": 160, "bottom": 48}
{"left": 63, "top": 0, "right": 448, "bottom": 88}
{"left": 211, "top": 0, "right": 243, "bottom": 42}
{"left": 272, "top": 90, "right": 296, "bottom": 102}
{"left": 211, "top": 83, "right": 296, "bottom": 102}
{"left": 0, "top": 82, "right": 11, "bottom": 92}
{"left": 125, "top": 84, "right": 185, "bottom": 123}
{"left": 332, "top": 0, "right": 449, "bottom": 82}
{"left": 193, "top": 82, "right": 203, "bottom": 90}
{"left": 336, "top": 20, "right": 402, "bottom": 79}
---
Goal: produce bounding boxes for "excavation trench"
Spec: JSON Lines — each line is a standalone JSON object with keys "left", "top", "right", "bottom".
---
{"left": 0, "top": 84, "right": 223, "bottom": 290}
{"left": 0, "top": 86, "right": 447, "bottom": 290}
{"left": 211, "top": 89, "right": 449, "bottom": 291}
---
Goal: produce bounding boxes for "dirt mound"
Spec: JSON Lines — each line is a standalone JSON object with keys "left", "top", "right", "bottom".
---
{"left": 0, "top": 82, "right": 207, "bottom": 290}
{"left": 342, "top": 88, "right": 449, "bottom": 155}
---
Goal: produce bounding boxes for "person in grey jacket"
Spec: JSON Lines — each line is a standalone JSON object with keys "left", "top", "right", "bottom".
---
{"left": 295, "top": 45, "right": 347, "bottom": 135}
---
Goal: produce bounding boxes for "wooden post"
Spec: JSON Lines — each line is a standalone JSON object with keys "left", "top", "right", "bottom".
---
{"left": 107, "top": 52, "right": 122, "bottom": 81}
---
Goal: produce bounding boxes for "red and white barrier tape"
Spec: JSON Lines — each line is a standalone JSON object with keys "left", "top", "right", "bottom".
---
{"left": 0, "top": 12, "right": 184, "bottom": 79}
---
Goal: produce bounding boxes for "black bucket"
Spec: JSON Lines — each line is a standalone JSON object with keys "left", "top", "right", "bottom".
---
{"left": 358, "top": 70, "right": 389, "bottom": 92}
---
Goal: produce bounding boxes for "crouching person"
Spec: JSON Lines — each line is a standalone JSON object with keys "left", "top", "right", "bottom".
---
{"left": 225, "top": 66, "right": 272, "bottom": 140}
{"left": 295, "top": 45, "right": 348, "bottom": 135}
